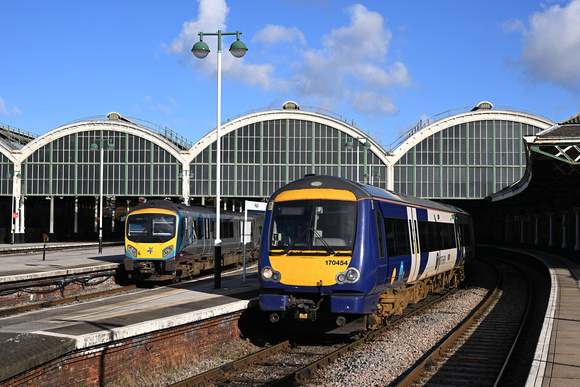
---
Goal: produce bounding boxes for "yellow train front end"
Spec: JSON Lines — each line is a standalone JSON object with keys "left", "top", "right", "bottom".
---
{"left": 124, "top": 206, "right": 179, "bottom": 281}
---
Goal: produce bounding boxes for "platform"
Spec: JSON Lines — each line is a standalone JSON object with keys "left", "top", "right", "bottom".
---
{"left": 498, "top": 248, "right": 580, "bottom": 387}
{"left": 0, "top": 242, "right": 124, "bottom": 283}
{"left": 0, "top": 259, "right": 259, "bottom": 382}
{"left": 2, "top": 245, "right": 580, "bottom": 385}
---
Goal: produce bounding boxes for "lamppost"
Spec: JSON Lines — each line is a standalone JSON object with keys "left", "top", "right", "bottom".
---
{"left": 6, "top": 170, "right": 21, "bottom": 244}
{"left": 91, "top": 138, "right": 115, "bottom": 254}
{"left": 345, "top": 137, "right": 371, "bottom": 183}
{"left": 192, "top": 30, "right": 248, "bottom": 289}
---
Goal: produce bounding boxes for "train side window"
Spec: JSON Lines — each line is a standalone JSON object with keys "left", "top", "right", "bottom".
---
{"left": 427, "top": 222, "right": 439, "bottom": 251}
{"left": 384, "top": 217, "right": 410, "bottom": 257}
{"left": 438, "top": 223, "right": 456, "bottom": 250}
{"left": 418, "top": 221, "right": 430, "bottom": 252}
{"left": 375, "top": 212, "right": 385, "bottom": 259}
{"left": 221, "top": 219, "right": 234, "bottom": 239}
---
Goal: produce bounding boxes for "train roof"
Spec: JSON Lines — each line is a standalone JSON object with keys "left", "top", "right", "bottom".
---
{"left": 127, "top": 200, "right": 257, "bottom": 218}
{"left": 127, "top": 200, "right": 186, "bottom": 214}
{"left": 269, "top": 175, "right": 469, "bottom": 215}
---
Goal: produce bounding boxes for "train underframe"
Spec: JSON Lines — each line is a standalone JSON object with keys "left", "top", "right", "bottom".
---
{"left": 127, "top": 248, "right": 260, "bottom": 282}
{"left": 268, "top": 266, "right": 465, "bottom": 334}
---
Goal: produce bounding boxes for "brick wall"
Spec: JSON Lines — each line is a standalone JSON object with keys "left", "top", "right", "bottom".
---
{"left": 0, "top": 270, "right": 120, "bottom": 310}
{"left": 4, "top": 311, "right": 246, "bottom": 386}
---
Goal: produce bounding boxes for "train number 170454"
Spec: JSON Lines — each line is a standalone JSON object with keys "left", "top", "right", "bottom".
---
{"left": 325, "top": 260, "right": 348, "bottom": 266}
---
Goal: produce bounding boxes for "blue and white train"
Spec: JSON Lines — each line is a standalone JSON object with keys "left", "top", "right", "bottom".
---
{"left": 258, "top": 175, "right": 473, "bottom": 333}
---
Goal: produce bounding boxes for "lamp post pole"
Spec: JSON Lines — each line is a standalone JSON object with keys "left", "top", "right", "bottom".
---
{"left": 192, "top": 30, "right": 247, "bottom": 289}
{"left": 98, "top": 144, "right": 104, "bottom": 253}
{"left": 345, "top": 137, "right": 371, "bottom": 183}
{"left": 91, "top": 138, "right": 114, "bottom": 254}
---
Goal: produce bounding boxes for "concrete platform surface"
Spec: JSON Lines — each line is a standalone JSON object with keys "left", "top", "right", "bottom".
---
{"left": 0, "top": 243, "right": 124, "bottom": 282}
{"left": 0, "top": 266, "right": 259, "bottom": 381}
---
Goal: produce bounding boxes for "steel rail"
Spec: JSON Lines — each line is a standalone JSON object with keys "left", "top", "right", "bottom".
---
{"left": 493, "top": 259, "right": 534, "bottom": 386}
{"left": 394, "top": 260, "right": 502, "bottom": 386}
{"left": 171, "top": 289, "right": 456, "bottom": 386}
{"left": 169, "top": 340, "right": 292, "bottom": 387}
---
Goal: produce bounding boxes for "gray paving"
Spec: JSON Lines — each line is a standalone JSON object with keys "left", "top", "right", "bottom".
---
{"left": 0, "top": 244, "right": 259, "bottom": 382}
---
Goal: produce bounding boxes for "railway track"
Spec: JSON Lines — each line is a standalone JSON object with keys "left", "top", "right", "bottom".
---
{"left": 395, "top": 253, "right": 535, "bottom": 386}
{"left": 170, "top": 290, "right": 460, "bottom": 386}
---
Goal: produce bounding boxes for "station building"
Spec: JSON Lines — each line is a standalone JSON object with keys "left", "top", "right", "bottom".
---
{"left": 0, "top": 100, "right": 568, "bottom": 245}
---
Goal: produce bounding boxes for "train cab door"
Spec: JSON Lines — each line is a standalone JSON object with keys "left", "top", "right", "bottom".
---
{"left": 406, "top": 207, "right": 421, "bottom": 282}
{"left": 375, "top": 209, "right": 388, "bottom": 287}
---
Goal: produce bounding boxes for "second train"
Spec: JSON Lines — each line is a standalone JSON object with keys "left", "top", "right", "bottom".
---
{"left": 124, "top": 200, "right": 263, "bottom": 282}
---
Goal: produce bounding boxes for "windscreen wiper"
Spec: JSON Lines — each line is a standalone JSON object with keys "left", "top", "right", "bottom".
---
{"left": 283, "top": 226, "right": 310, "bottom": 254}
{"left": 311, "top": 229, "right": 336, "bottom": 255}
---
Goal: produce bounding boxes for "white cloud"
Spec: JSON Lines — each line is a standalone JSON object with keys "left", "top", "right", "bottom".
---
{"left": 167, "top": 1, "right": 413, "bottom": 118}
{"left": 253, "top": 25, "right": 306, "bottom": 46}
{"left": 0, "top": 97, "right": 22, "bottom": 117}
{"left": 289, "top": 4, "right": 411, "bottom": 116}
{"left": 168, "top": 0, "right": 228, "bottom": 55}
{"left": 167, "top": 0, "right": 275, "bottom": 91}
{"left": 515, "top": 0, "right": 580, "bottom": 90}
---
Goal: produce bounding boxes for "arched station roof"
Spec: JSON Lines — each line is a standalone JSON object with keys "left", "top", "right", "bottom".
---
{"left": 390, "top": 104, "right": 554, "bottom": 164}
{"left": 187, "top": 103, "right": 389, "bottom": 166}
{"left": 387, "top": 102, "right": 555, "bottom": 199}
{"left": 17, "top": 114, "right": 187, "bottom": 163}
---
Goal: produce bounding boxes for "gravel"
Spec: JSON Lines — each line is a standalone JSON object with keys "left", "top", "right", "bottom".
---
{"left": 305, "top": 287, "right": 488, "bottom": 386}
{"left": 106, "top": 286, "right": 488, "bottom": 386}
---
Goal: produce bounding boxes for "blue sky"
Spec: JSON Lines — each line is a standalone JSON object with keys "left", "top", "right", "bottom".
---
{"left": 1, "top": 0, "right": 580, "bottom": 148}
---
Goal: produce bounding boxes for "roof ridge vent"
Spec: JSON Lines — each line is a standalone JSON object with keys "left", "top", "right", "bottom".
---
{"left": 282, "top": 101, "right": 300, "bottom": 110}
{"left": 471, "top": 101, "right": 494, "bottom": 111}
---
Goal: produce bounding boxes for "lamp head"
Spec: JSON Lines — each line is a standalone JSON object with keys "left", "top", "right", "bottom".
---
{"left": 229, "top": 39, "right": 248, "bottom": 58}
{"left": 192, "top": 41, "right": 210, "bottom": 59}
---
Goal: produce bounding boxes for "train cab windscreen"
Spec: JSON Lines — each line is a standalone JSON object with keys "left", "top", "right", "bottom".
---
{"left": 127, "top": 214, "right": 177, "bottom": 243}
{"left": 270, "top": 199, "right": 356, "bottom": 252}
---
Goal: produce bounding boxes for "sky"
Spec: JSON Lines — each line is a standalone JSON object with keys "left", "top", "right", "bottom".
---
{"left": 1, "top": 0, "right": 580, "bottom": 148}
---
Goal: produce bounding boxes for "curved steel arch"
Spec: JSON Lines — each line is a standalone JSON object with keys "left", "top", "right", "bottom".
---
{"left": 386, "top": 109, "right": 554, "bottom": 191}
{"left": 185, "top": 108, "right": 390, "bottom": 166}
{"left": 390, "top": 109, "right": 554, "bottom": 164}
{"left": 17, "top": 119, "right": 187, "bottom": 164}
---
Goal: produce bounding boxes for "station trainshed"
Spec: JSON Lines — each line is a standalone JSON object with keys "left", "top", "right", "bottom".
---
{"left": 1, "top": 101, "right": 574, "bottom": 248}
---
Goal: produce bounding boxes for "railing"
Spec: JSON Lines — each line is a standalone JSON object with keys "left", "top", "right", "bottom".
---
{"left": 0, "top": 123, "right": 38, "bottom": 148}
{"left": 63, "top": 115, "right": 193, "bottom": 150}
{"left": 15, "top": 103, "right": 550, "bottom": 154}
{"left": 223, "top": 104, "right": 382, "bottom": 145}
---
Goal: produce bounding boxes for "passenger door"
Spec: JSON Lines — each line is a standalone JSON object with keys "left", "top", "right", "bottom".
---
{"left": 407, "top": 207, "right": 420, "bottom": 282}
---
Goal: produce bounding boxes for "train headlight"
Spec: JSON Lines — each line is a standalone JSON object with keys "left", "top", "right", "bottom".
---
{"left": 127, "top": 245, "right": 138, "bottom": 258}
{"left": 336, "top": 268, "right": 360, "bottom": 284}
{"left": 162, "top": 245, "right": 174, "bottom": 258}
{"left": 345, "top": 268, "right": 360, "bottom": 282}
{"left": 262, "top": 267, "right": 273, "bottom": 279}
{"left": 261, "top": 267, "right": 281, "bottom": 282}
